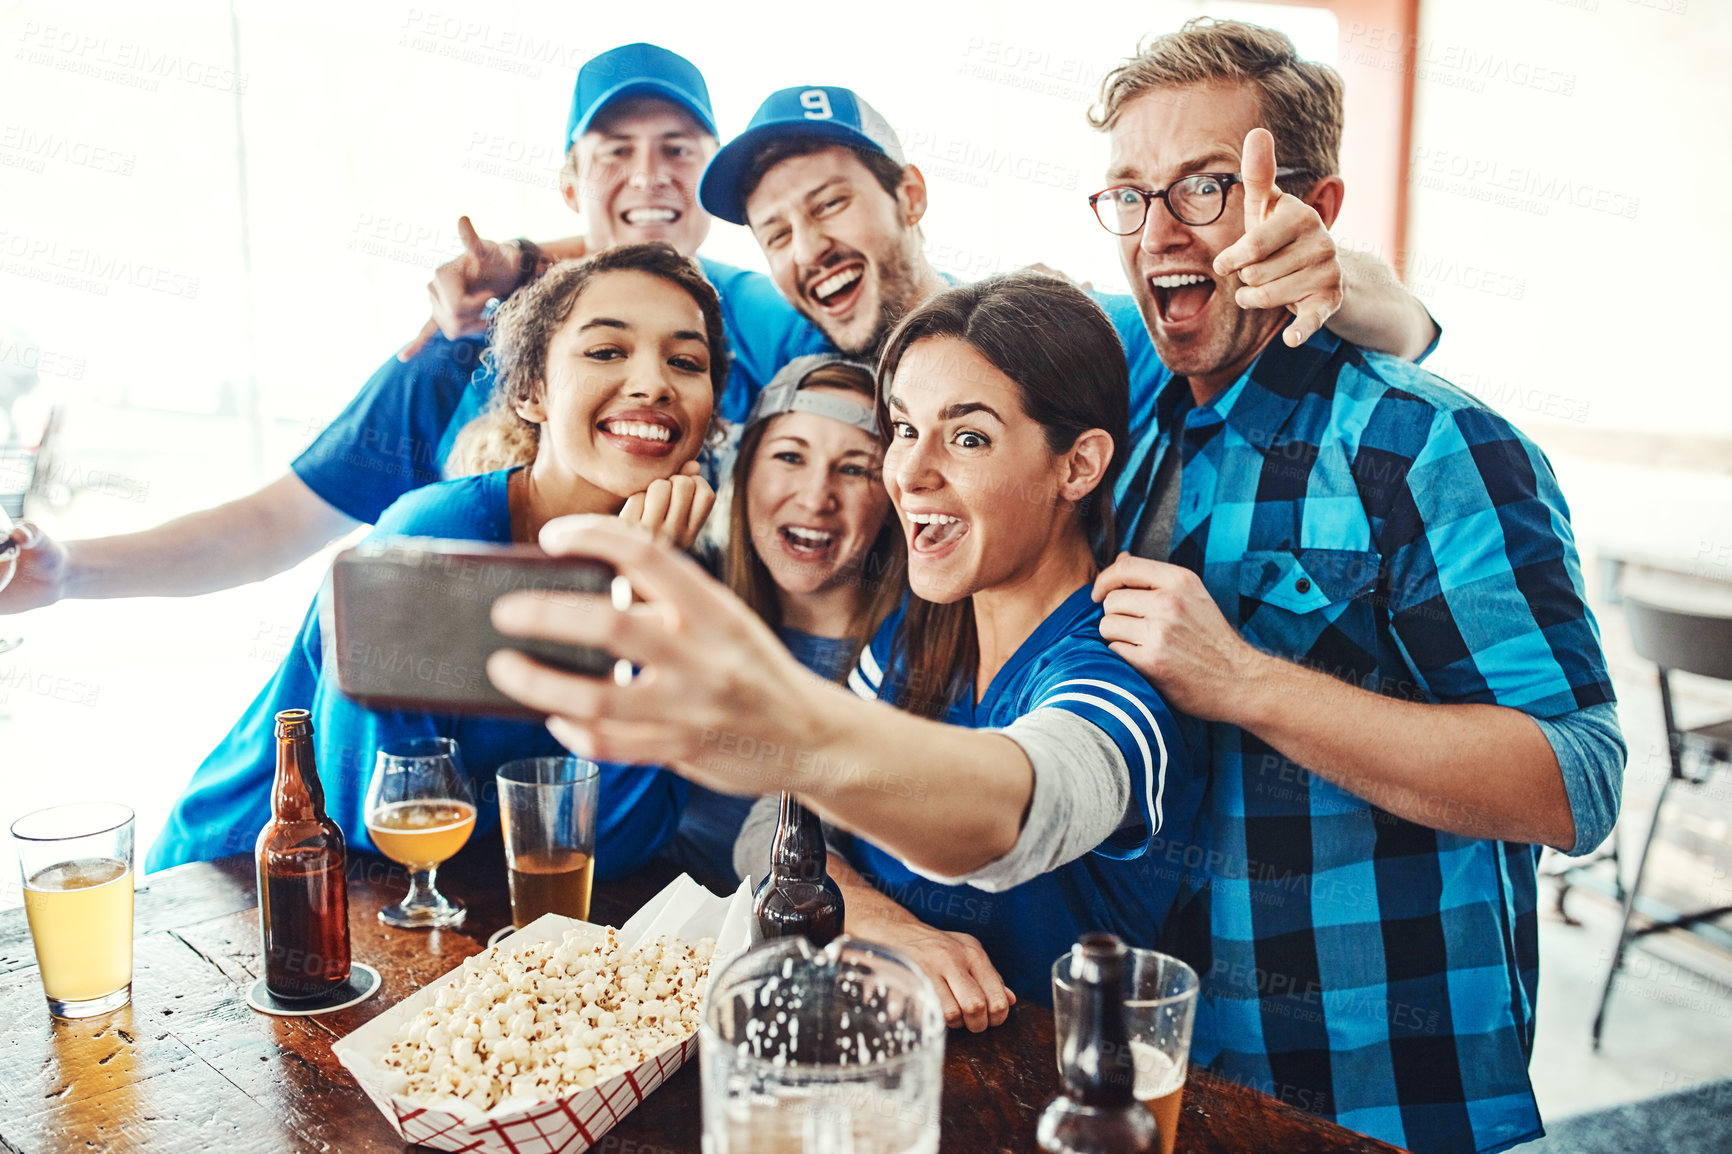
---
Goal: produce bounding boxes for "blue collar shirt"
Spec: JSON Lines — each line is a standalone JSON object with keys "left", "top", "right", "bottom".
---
{"left": 1114, "top": 330, "right": 1622, "bottom": 1154}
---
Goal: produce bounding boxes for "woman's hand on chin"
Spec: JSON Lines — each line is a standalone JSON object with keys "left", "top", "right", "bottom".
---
{"left": 617, "top": 460, "right": 714, "bottom": 551}
{"left": 485, "top": 516, "right": 823, "bottom": 777}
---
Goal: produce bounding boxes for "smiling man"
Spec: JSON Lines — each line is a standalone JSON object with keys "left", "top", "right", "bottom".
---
{"left": 1089, "top": 20, "right": 1625, "bottom": 1154}
{"left": 0, "top": 43, "right": 825, "bottom": 613}
{"left": 693, "top": 82, "right": 1436, "bottom": 440}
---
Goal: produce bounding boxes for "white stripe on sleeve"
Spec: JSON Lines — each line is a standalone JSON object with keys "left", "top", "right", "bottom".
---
{"left": 858, "top": 643, "right": 883, "bottom": 687}
{"left": 847, "top": 668, "right": 877, "bottom": 699}
{"left": 1035, "top": 679, "right": 1168, "bottom": 836}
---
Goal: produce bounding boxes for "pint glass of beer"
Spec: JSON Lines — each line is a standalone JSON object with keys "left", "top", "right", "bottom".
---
{"left": 1053, "top": 946, "right": 1198, "bottom": 1154}
{"left": 13, "top": 802, "right": 135, "bottom": 1019}
{"left": 497, "top": 756, "right": 599, "bottom": 927}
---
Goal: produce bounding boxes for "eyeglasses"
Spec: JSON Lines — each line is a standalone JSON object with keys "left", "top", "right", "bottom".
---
{"left": 1088, "top": 169, "right": 1309, "bottom": 234}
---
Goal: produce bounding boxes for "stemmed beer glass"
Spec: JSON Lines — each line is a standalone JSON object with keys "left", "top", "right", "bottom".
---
{"left": 363, "top": 737, "right": 476, "bottom": 928}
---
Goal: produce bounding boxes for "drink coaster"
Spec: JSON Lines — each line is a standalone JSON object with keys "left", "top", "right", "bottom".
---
{"left": 247, "top": 962, "right": 381, "bottom": 1016}
{"left": 486, "top": 924, "right": 516, "bottom": 948}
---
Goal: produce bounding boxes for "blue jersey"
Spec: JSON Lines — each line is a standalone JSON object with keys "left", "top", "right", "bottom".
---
{"left": 145, "top": 470, "right": 686, "bottom": 876}
{"left": 292, "top": 332, "right": 488, "bottom": 525}
{"left": 843, "top": 585, "right": 1206, "bottom": 1001}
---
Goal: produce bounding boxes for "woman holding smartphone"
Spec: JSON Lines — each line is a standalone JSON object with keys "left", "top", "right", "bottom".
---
{"left": 678, "top": 353, "right": 1016, "bottom": 1030}
{"left": 488, "top": 273, "right": 1206, "bottom": 1001}
{"left": 147, "top": 244, "right": 720, "bottom": 873}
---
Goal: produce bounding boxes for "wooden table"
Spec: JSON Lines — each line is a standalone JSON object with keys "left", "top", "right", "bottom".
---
{"left": 0, "top": 840, "right": 1402, "bottom": 1153}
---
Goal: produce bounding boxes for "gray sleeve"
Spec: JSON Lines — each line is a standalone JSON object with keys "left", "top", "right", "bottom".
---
{"left": 732, "top": 794, "right": 856, "bottom": 887}
{"left": 731, "top": 793, "right": 783, "bottom": 886}
{"left": 907, "top": 708, "right": 1133, "bottom": 894}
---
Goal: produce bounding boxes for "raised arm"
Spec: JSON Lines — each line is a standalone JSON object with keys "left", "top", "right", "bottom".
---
{"left": 399, "top": 218, "right": 589, "bottom": 360}
{"left": 0, "top": 472, "right": 356, "bottom": 610}
{"left": 1214, "top": 128, "right": 1438, "bottom": 360}
{"left": 1330, "top": 249, "right": 1438, "bottom": 361}
{"left": 1095, "top": 562, "right": 1580, "bottom": 846}
{"left": 483, "top": 518, "right": 1036, "bottom": 878}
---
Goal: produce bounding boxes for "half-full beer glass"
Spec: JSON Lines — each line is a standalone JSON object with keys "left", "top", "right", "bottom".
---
{"left": 1054, "top": 945, "right": 1198, "bottom": 1154}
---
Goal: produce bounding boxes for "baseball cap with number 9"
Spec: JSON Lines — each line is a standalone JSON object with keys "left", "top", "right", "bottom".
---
{"left": 698, "top": 86, "right": 906, "bottom": 226}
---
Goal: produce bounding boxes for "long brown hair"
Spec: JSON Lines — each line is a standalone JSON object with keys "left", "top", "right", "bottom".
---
{"left": 723, "top": 362, "right": 906, "bottom": 678}
{"left": 876, "top": 272, "right": 1128, "bottom": 719}
{"left": 449, "top": 242, "right": 729, "bottom": 475}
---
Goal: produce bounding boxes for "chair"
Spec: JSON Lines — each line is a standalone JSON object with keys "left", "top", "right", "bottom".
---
{"left": 1591, "top": 595, "right": 1732, "bottom": 1047}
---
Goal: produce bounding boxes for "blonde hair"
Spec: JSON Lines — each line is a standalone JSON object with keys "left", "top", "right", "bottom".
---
{"left": 1088, "top": 18, "right": 1343, "bottom": 193}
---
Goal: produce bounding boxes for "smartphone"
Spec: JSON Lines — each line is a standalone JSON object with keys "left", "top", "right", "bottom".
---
{"left": 328, "top": 537, "right": 630, "bottom": 718}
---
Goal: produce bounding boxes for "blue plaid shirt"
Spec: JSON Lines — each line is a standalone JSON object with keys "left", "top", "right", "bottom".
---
{"left": 1114, "top": 331, "right": 1621, "bottom": 1154}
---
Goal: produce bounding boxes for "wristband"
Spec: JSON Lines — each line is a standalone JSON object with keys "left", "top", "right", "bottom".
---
{"left": 511, "top": 238, "right": 543, "bottom": 290}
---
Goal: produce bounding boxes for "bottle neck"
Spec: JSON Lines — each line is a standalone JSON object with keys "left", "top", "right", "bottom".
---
{"left": 272, "top": 726, "right": 328, "bottom": 824}
{"left": 769, "top": 792, "right": 828, "bottom": 881}
{"left": 1061, "top": 944, "right": 1138, "bottom": 1109}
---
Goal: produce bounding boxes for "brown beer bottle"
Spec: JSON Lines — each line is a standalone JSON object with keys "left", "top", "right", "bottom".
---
{"left": 256, "top": 709, "right": 351, "bottom": 1001}
{"left": 1038, "top": 933, "right": 1157, "bottom": 1154}
{"left": 752, "top": 792, "right": 845, "bottom": 946}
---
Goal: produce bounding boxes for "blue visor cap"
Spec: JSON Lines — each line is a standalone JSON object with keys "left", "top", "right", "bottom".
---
{"left": 699, "top": 86, "right": 906, "bottom": 226}
{"left": 565, "top": 43, "right": 718, "bottom": 152}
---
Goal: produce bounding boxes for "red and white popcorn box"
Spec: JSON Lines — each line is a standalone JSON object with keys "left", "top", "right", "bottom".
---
{"left": 333, "top": 874, "right": 754, "bottom": 1154}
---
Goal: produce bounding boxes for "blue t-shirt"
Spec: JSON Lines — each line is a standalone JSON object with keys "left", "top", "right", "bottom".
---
{"left": 842, "top": 585, "right": 1206, "bottom": 1002}
{"left": 145, "top": 469, "right": 686, "bottom": 877}
{"left": 292, "top": 331, "right": 489, "bottom": 525}
{"left": 661, "top": 626, "right": 858, "bottom": 886}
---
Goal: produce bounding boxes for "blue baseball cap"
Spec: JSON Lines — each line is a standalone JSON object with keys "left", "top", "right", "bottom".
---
{"left": 698, "top": 86, "right": 906, "bottom": 226}
{"left": 564, "top": 43, "right": 718, "bottom": 153}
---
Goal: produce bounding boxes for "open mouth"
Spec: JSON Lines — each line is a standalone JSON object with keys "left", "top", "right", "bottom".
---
{"left": 778, "top": 524, "right": 838, "bottom": 560}
{"left": 596, "top": 410, "right": 682, "bottom": 457}
{"left": 1149, "top": 271, "right": 1216, "bottom": 326}
{"left": 806, "top": 262, "right": 866, "bottom": 316}
{"left": 621, "top": 206, "right": 681, "bottom": 227}
{"left": 907, "top": 511, "right": 968, "bottom": 556}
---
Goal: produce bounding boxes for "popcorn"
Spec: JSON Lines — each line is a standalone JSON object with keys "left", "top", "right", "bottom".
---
{"left": 381, "top": 929, "right": 717, "bottom": 1113}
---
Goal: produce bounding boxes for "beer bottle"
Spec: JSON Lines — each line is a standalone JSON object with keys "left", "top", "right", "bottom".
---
{"left": 752, "top": 792, "right": 845, "bottom": 946}
{"left": 1038, "top": 933, "right": 1157, "bottom": 1154}
{"left": 256, "top": 709, "right": 351, "bottom": 1001}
